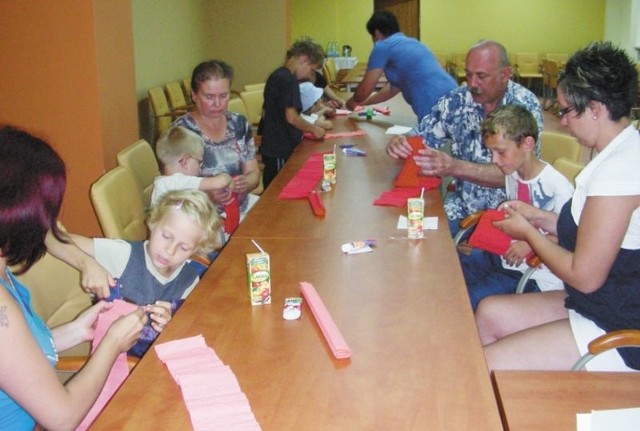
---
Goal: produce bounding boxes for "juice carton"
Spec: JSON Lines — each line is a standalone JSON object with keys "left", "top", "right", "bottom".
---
{"left": 323, "top": 153, "right": 337, "bottom": 184}
{"left": 246, "top": 252, "right": 271, "bottom": 305}
{"left": 407, "top": 197, "right": 424, "bottom": 239}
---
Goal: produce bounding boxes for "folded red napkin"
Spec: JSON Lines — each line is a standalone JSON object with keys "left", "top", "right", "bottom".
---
{"left": 300, "top": 282, "right": 351, "bottom": 360}
{"left": 373, "top": 187, "right": 423, "bottom": 207}
{"left": 308, "top": 191, "right": 326, "bottom": 216}
{"left": 467, "top": 209, "right": 512, "bottom": 256}
{"left": 278, "top": 152, "right": 327, "bottom": 199}
{"left": 222, "top": 193, "right": 240, "bottom": 234}
{"left": 393, "top": 136, "right": 441, "bottom": 190}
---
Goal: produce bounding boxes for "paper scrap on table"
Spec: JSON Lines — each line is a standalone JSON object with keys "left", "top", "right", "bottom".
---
{"left": 397, "top": 215, "right": 438, "bottom": 230}
{"left": 385, "top": 125, "right": 413, "bottom": 135}
{"left": 335, "top": 109, "right": 351, "bottom": 115}
{"left": 341, "top": 239, "right": 377, "bottom": 254}
{"left": 577, "top": 407, "right": 640, "bottom": 431}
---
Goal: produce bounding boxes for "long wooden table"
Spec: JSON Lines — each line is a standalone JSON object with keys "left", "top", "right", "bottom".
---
{"left": 91, "top": 97, "right": 502, "bottom": 430}
{"left": 493, "top": 370, "right": 640, "bottom": 430}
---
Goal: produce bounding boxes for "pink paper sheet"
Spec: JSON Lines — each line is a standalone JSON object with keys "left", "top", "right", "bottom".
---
{"left": 76, "top": 300, "right": 137, "bottom": 431}
{"left": 299, "top": 282, "right": 351, "bottom": 359}
{"left": 154, "top": 335, "right": 261, "bottom": 430}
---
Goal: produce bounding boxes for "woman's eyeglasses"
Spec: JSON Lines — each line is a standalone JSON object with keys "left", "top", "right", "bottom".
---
{"left": 556, "top": 105, "right": 575, "bottom": 118}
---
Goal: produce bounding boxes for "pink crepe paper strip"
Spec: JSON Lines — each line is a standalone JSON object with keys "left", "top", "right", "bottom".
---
{"left": 299, "top": 282, "right": 351, "bottom": 359}
{"left": 303, "top": 130, "right": 367, "bottom": 140}
{"left": 76, "top": 300, "right": 138, "bottom": 431}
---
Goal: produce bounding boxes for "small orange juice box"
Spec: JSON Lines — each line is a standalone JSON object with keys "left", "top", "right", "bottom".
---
{"left": 407, "top": 197, "right": 424, "bottom": 239}
{"left": 246, "top": 252, "right": 271, "bottom": 305}
{"left": 323, "top": 153, "right": 337, "bottom": 184}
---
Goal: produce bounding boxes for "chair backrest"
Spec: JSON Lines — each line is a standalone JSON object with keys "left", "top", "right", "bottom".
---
{"left": 182, "top": 77, "right": 192, "bottom": 101}
{"left": 90, "top": 166, "right": 148, "bottom": 241}
{"left": 116, "top": 139, "right": 160, "bottom": 208}
{"left": 228, "top": 96, "right": 248, "bottom": 118}
{"left": 540, "top": 131, "right": 582, "bottom": 164}
{"left": 240, "top": 90, "right": 264, "bottom": 126}
{"left": 453, "top": 52, "right": 467, "bottom": 78}
{"left": 515, "top": 52, "right": 541, "bottom": 75}
{"left": 14, "top": 251, "right": 91, "bottom": 356}
{"left": 545, "top": 52, "right": 569, "bottom": 65}
{"left": 165, "top": 81, "right": 190, "bottom": 110}
{"left": 148, "top": 86, "right": 173, "bottom": 135}
{"left": 541, "top": 59, "right": 559, "bottom": 88}
{"left": 323, "top": 58, "right": 337, "bottom": 83}
{"left": 553, "top": 156, "right": 584, "bottom": 186}
{"left": 243, "top": 83, "right": 266, "bottom": 92}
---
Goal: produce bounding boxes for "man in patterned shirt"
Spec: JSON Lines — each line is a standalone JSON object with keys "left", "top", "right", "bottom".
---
{"left": 386, "top": 40, "right": 543, "bottom": 235}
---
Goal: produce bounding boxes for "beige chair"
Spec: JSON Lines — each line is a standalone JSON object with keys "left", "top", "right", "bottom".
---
{"left": 514, "top": 52, "right": 543, "bottom": 94}
{"left": 449, "top": 52, "right": 467, "bottom": 83}
{"left": 90, "top": 166, "right": 148, "bottom": 241}
{"left": 552, "top": 156, "right": 584, "bottom": 186}
{"left": 228, "top": 96, "right": 248, "bottom": 118}
{"left": 540, "top": 131, "right": 581, "bottom": 165}
{"left": 182, "top": 77, "right": 192, "bottom": 101}
{"left": 116, "top": 139, "right": 161, "bottom": 209}
{"left": 240, "top": 89, "right": 264, "bottom": 126}
{"left": 165, "top": 80, "right": 194, "bottom": 111}
{"left": 544, "top": 52, "right": 569, "bottom": 66}
{"left": 243, "top": 83, "right": 266, "bottom": 92}
{"left": 148, "top": 86, "right": 187, "bottom": 136}
{"left": 541, "top": 59, "right": 560, "bottom": 112}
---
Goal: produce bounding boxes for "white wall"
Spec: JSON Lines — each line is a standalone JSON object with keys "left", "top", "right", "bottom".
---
{"left": 604, "top": 0, "right": 640, "bottom": 60}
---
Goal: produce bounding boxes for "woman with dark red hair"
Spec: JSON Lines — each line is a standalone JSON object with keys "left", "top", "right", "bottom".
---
{"left": 0, "top": 126, "right": 147, "bottom": 430}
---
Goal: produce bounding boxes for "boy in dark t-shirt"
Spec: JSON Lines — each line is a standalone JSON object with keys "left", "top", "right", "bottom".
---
{"left": 259, "top": 37, "right": 326, "bottom": 189}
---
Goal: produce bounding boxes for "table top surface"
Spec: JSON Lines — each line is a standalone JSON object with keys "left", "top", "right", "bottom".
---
{"left": 493, "top": 370, "right": 640, "bottom": 431}
{"left": 90, "top": 98, "right": 502, "bottom": 430}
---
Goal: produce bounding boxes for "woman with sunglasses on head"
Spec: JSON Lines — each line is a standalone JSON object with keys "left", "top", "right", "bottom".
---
{"left": 475, "top": 41, "right": 640, "bottom": 372}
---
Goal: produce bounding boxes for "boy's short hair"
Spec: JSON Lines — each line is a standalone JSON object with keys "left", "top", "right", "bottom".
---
{"left": 155, "top": 126, "right": 204, "bottom": 169}
{"left": 481, "top": 105, "right": 538, "bottom": 145}
{"left": 148, "top": 189, "right": 222, "bottom": 254}
{"left": 366, "top": 10, "right": 400, "bottom": 37}
{"left": 286, "top": 36, "right": 324, "bottom": 65}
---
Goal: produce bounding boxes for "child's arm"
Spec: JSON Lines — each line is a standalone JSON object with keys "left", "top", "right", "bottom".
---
{"left": 45, "top": 230, "right": 113, "bottom": 298}
{"left": 199, "top": 172, "right": 234, "bottom": 193}
{"left": 285, "top": 106, "right": 325, "bottom": 139}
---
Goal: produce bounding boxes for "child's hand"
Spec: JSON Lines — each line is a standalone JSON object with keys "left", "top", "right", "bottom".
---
{"left": 231, "top": 174, "right": 250, "bottom": 195}
{"left": 147, "top": 301, "right": 172, "bottom": 333}
{"left": 311, "top": 126, "right": 326, "bottom": 140}
{"left": 503, "top": 240, "right": 533, "bottom": 267}
{"left": 79, "top": 258, "right": 115, "bottom": 299}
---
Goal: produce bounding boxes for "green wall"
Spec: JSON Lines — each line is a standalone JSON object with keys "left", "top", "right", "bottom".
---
{"left": 291, "top": 0, "right": 606, "bottom": 64}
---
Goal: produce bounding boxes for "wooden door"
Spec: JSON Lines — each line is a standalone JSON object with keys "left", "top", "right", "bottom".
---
{"left": 374, "top": 0, "right": 420, "bottom": 39}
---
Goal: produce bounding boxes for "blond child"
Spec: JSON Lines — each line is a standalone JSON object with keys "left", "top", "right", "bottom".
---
{"left": 67, "top": 189, "right": 222, "bottom": 356}
{"left": 461, "top": 104, "right": 574, "bottom": 310}
{"left": 152, "top": 126, "right": 234, "bottom": 206}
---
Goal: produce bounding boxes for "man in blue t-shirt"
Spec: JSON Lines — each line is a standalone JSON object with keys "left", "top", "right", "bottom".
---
{"left": 346, "top": 10, "right": 457, "bottom": 120}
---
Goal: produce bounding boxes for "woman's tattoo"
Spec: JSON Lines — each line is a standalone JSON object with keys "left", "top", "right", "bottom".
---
{"left": 0, "top": 304, "right": 9, "bottom": 327}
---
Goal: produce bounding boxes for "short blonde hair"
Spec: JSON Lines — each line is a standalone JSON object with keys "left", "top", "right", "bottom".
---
{"left": 155, "top": 126, "right": 204, "bottom": 169}
{"left": 147, "top": 189, "right": 222, "bottom": 254}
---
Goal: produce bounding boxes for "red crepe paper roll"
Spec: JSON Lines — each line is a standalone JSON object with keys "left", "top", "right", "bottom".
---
{"left": 308, "top": 191, "right": 326, "bottom": 217}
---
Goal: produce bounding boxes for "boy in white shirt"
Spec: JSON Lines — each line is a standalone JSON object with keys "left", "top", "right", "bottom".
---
{"left": 151, "top": 126, "right": 234, "bottom": 206}
{"left": 461, "top": 104, "right": 574, "bottom": 310}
